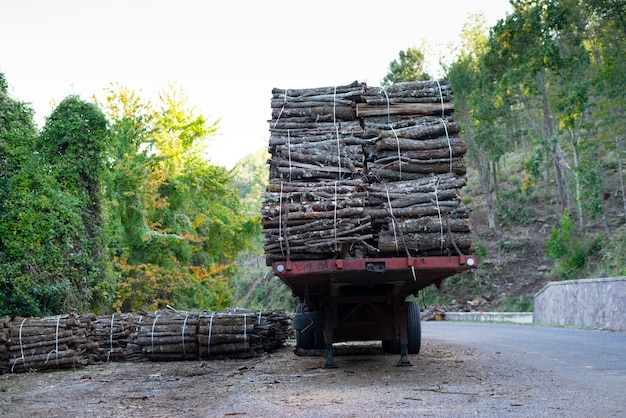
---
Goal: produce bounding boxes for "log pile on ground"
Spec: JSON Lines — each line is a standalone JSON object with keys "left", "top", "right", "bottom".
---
{"left": 1, "top": 309, "right": 291, "bottom": 373}
{"left": 130, "top": 311, "right": 199, "bottom": 361}
{"left": 198, "top": 308, "right": 292, "bottom": 359}
{"left": 0, "top": 317, "right": 10, "bottom": 373}
{"left": 8, "top": 314, "right": 91, "bottom": 372}
{"left": 263, "top": 79, "right": 473, "bottom": 264}
{"left": 89, "top": 313, "right": 145, "bottom": 362}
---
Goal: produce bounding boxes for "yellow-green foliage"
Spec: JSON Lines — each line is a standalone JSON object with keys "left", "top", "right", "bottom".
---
{"left": 102, "top": 84, "right": 258, "bottom": 313}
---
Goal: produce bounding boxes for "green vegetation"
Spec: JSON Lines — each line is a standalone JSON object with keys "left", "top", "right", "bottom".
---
{"left": 418, "top": 271, "right": 494, "bottom": 308}
{"left": 499, "top": 295, "right": 534, "bottom": 312}
{"left": 0, "top": 79, "right": 258, "bottom": 317}
{"left": 101, "top": 84, "right": 259, "bottom": 313}
{"left": 597, "top": 225, "right": 626, "bottom": 277}
{"left": 385, "top": 1, "right": 625, "bottom": 309}
{"left": 0, "top": 79, "right": 106, "bottom": 316}
{"left": 445, "top": 0, "right": 626, "bottom": 285}
{"left": 381, "top": 45, "right": 431, "bottom": 86}
{"left": 229, "top": 148, "right": 294, "bottom": 311}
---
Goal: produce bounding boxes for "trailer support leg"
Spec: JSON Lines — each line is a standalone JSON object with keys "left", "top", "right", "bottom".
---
{"left": 395, "top": 298, "right": 412, "bottom": 366}
{"left": 323, "top": 303, "right": 337, "bottom": 368}
{"left": 324, "top": 343, "right": 336, "bottom": 368}
{"left": 398, "top": 344, "right": 411, "bottom": 367}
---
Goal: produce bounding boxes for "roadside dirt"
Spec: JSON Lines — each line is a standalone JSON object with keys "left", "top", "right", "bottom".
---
{"left": 468, "top": 193, "right": 553, "bottom": 304}
{"left": 1, "top": 339, "right": 578, "bottom": 418}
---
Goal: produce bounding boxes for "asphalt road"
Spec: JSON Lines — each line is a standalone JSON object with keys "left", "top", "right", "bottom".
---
{"left": 423, "top": 321, "right": 626, "bottom": 416}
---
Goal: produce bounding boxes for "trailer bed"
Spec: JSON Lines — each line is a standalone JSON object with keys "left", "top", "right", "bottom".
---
{"left": 274, "top": 255, "right": 477, "bottom": 367}
{"left": 273, "top": 255, "right": 477, "bottom": 300}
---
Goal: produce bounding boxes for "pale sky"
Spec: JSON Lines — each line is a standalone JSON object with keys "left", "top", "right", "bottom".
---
{"left": 1, "top": 0, "right": 511, "bottom": 168}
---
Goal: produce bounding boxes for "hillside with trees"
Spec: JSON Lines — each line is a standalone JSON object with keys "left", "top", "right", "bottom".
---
{"left": 439, "top": 0, "right": 626, "bottom": 310}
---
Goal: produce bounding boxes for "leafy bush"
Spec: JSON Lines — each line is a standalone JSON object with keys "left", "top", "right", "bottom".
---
{"left": 546, "top": 209, "right": 604, "bottom": 280}
{"left": 498, "top": 294, "right": 534, "bottom": 312}
{"left": 546, "top": 209, "right": 574, "bottom": 260}
{"left": 599, "top": 229, "right": 626, "bottom": 276}
{"left": 0, "top": 274, "right": 71, "bottom": 318}
{"left": 473, "top": 241, "right": 488, "bottom": 258}
{"left": 496, "top": 186, "right": 538, "bottom": 225}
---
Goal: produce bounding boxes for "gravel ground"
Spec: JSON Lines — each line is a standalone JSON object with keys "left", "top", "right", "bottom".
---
{"left": 2, "top": 336, "right": 617, "bottom": 418}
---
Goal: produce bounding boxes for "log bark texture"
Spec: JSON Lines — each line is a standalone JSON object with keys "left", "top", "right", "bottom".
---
{"left": 264, "top": 79, "right": 473, "bottom": 264}
{"left": 3, "top": 309, "right": 292, "bottom": 373}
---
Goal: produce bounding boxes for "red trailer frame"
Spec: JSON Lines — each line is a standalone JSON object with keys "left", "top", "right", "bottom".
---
{"left": 273, "top": 255, "right": 477, "bottom": 367}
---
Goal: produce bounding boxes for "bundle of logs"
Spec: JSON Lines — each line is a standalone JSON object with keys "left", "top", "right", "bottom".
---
{"left": 264, "top": 79, "right": 473, "bottom": 264}
{"left": 1, "top": 308, "right": 291, "bottom": 373}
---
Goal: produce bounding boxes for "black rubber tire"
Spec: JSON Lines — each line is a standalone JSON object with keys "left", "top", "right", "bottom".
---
{"left": 296, "top": 329, "right": 313, "bottom": 349}
{"left": 382, "top": 301, "right": 422, "bottom": 354}
{"left": 313, "top": 330, "right": 326, "bottom": 349}
{"left": 293, "top": 307, "right": 324, "bottom": 332}
{"left": 405, "top": 300, "right": 422, "bottom": 354}
{"left": 294, "top": 303, "right": 325, "bottom": 350}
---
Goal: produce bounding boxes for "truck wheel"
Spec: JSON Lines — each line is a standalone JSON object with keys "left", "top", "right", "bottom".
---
{"left": 382, "top": 301, "right": 422, "bottom": 354}
{"left": 296, "top": 330, "right": 313, "bottom": 349}
{"left": 293, "top": 306, "right": 324, "bottom": 332}
{"left": 294, "top": 303, "right": 309, "bottom": 349}
{"left": 313, "top": 330, "right": 326, "bottom": 349}
{"left": 406, "top": 300, "right": 422, "bottom": 354}
{"left": 295, "top": 329, "right": 325, "bottom": 350}
{"left": 294, "top": 304, "right": 325, "bottom": 350}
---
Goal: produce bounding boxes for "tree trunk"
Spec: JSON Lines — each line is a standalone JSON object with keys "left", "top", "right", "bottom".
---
{"left": 539, "top": 69, "right": 569, "bottom": 217}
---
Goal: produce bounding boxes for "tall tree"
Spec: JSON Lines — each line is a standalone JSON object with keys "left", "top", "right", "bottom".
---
{"left": 38, "top": 96, "right": 109, "bottom": 310}
{"left": 0, "top": 73, "right": 45, "bottom": 316}
{"left": 586, "top": 0, "right": 626, "bottom": 223}
{"left": 447, "top": 14, "right": 503, "bottom": 235}
{"left": 231, "top": 148, "right": 270, "bottom": 218}
{"left": 100, "top": 84, "right": 258, "bottom": 312}
{"left": 0, "top": 77, "right": 107, "bottom": 315}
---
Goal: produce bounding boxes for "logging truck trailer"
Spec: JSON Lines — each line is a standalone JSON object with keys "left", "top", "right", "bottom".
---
{"left": 272, "top": 254, "right": 477, "bottom": 367}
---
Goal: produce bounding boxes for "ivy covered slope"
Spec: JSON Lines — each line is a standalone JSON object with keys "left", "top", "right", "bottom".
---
{"left": 0, "top": 77, "right": 259, "bottom": 317}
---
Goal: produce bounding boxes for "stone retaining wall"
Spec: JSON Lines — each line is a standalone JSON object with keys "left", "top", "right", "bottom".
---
{"left": 445, "top": 312, "right": 533, "bottom": 324}
{"left": 533, "top": 277, "right": 626, "bottom": 331}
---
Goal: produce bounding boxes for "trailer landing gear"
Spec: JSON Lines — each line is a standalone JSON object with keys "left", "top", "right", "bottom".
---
{"left": 323, "top": 343, "right": 337, "bottom": 368}
{"left": 397, "top": 344, "right": 411, "bottom": 367}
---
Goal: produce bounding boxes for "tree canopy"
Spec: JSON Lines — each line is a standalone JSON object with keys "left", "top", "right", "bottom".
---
{"left": 447, "top": 0, "right": 626, "bottom": 279}
{"left": 0, "top": 76, "right": 259, "bottom": 317}
{"left": 381, "top": 46, "right": 431, "bottom": 85}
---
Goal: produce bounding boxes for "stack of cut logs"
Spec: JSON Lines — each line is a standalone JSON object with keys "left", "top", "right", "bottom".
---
{"left": 7, "top": 315, "right": 92, "bottom": 372}
{"left": 197, "top": 308, "right": 292, "bottom": 358}
{"left": 1, "top": 309, "right": 291, "bottom": 373}
{"left": 90, "top": 313, "right": 145, "bottom": 362}
{"left": 129, "top": 311, "right": 200, "bottom": 361}
{"left": 0, "top": 317, "right": 11, "bottom": 373}
{"left": 263, "top": 79, "right": 472, "bottom": 264}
